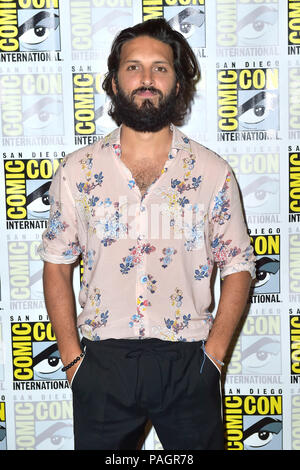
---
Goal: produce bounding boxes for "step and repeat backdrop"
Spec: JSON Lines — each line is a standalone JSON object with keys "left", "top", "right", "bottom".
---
{"left": 0, "top": 0, "right": 299, "bottom": 451}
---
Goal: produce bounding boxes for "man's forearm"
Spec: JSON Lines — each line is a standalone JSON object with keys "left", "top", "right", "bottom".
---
{"left": 43, "top": 261, "right": 82, "bottom": 367}
{"left": 205, "top": 271, "right": 252, "bottom": 366}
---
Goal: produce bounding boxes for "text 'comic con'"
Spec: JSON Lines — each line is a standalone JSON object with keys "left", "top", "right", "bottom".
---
{"left": 0, "top": 0, "right": 299, "bottom": 451}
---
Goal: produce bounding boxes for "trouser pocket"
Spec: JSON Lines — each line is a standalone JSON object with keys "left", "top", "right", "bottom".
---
{"left": 199, "top": 342, "right": 221, "bottom": 375}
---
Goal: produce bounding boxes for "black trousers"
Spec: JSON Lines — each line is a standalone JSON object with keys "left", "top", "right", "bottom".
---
{"left": 71, "top": 337, "right": 224, "bottom": 450}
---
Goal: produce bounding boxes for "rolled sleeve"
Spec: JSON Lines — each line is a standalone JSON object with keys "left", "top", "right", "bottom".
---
{"left": 210, "top": 165, "right": 256, "bottom": 280}
{"left": 38, "top": 161, "right": 81, "bottom": 264}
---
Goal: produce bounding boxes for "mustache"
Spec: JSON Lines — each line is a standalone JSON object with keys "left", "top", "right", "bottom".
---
{"left": 131, "top": 86, "right": 163, "bottom": 98}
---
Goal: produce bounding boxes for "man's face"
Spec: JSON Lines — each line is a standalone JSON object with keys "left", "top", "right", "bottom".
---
{"left": 113, "top": 35, "right": 178, "bottom": 107}
{"left": 111, "top": 35, "right": 179, "bottom": 132}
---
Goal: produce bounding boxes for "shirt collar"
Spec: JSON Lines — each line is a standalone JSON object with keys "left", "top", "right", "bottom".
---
{"left": 102, "top": 124, "right": 193, "bottom": 157}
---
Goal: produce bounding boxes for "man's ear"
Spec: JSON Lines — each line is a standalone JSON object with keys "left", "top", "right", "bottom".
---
{"left": 112, "top": 75, "right": 117, "bottom": 95}
{"left": 176, "top": 81, "right": 180, "bottom": 95}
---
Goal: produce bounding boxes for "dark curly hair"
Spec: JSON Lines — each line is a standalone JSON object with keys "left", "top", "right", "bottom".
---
{"left": 102, "top": 18, "right": 201, "bottom": 126}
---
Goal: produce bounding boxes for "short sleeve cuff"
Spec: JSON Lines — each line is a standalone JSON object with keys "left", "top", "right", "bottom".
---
{"left": 220, "top": 262, "right": 256, "bottom": 280}
{"left": 38, "top": 243, "right": 78, "bottom": 265}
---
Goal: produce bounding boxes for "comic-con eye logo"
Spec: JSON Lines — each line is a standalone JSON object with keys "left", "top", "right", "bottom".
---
{"left": 163, "top": 2, "right": 206, "bottom": 49}
{"left": 14, "top": 400, "right": 74, "bottom": 450}
{"left": 142, "top": 0, "right": 206, "bottom": 48}
{"left": 250, "top": 234, "right": 280, "bottom": 296}
{"left": 70, "top": 0, "right": 133, "bottom": 58}
{"left": 226, "top": 314, "right": 281, "bottom": 376}
{"left": 224, "top": 395, "right": 282, "bottom": 450}
{"left": 224, "top": 152, "right": 280, "bottom": 217}
{"left": 4, "top": 158, "right": 61, "bottom": 227}
{"left": 72, "top": 72, "right": 113, "bottom": 142}
{"left": 241, "top": 315, "right": 281, "bottom": 376}
{"left": 216, "top": 0, "right": 278, "bottom": 48}
{"left": 0, "top": 0, "right": 61, "bottom": 53}
{"left": 217, "top": 68, "right": 279, "bottom": 135}
{"left": 0, "top": 73, "right": 64, "bottom": 137}
{"left": 11, "top": 322, "right": 65, "bottom": 383}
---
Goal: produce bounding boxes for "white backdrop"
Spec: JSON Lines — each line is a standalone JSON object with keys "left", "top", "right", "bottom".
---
{"left": 0, "top": 0, "right": 299, "bottom": 450}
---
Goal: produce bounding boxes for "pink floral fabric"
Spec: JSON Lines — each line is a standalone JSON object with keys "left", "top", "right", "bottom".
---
{"left": 39, "top": 126, "right": 256, "bottom": 342}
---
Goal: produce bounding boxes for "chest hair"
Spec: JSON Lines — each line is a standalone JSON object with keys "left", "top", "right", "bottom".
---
{"left": 123, "top": 158, "right": 165, "bottom": 196}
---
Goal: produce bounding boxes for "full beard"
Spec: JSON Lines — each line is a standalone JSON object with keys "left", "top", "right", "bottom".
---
{"left": 111, "top": 82, "right": 178, "bottom": 132}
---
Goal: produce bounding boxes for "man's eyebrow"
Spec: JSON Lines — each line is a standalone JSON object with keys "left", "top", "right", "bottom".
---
{"left": 123, "top": 59, "right": 171, "bottom": 64}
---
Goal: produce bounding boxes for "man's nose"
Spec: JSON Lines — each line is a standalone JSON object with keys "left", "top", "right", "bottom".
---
{"left": 141, "top": 68, "right": 154, "bottom": 86}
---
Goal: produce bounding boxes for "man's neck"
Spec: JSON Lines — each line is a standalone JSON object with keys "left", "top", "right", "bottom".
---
{"left": 120, "top": 124, "right": 173, "bottom": 162}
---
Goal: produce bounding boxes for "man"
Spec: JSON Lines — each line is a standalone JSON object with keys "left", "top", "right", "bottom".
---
{"left": 39, "top": 19, "right": 256, "bottom": 450}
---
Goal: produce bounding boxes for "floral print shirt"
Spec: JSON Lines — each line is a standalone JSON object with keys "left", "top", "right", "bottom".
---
{"left": 39, "top": 125, "right": 256, "bottom": 342}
